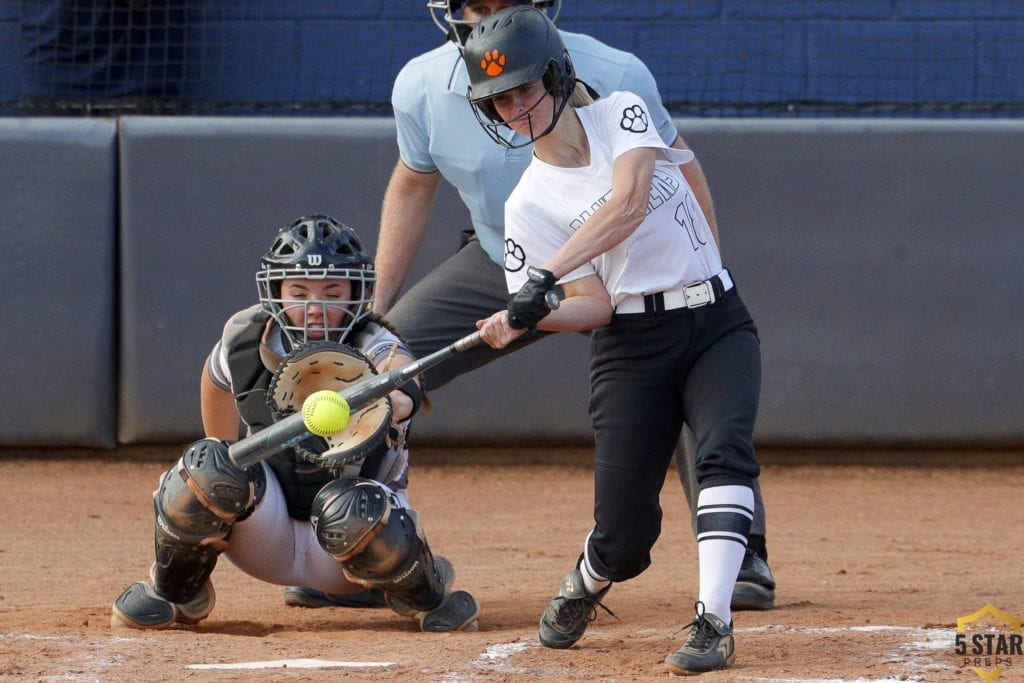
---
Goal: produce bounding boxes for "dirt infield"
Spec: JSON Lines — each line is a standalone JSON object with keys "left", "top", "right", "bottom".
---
{"left": 1, "top": 448, "right": 1022, "bottom": 682}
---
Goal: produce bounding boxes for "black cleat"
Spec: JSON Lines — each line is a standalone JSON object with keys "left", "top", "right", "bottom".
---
{"left": 663, "top": 602, "right": 735, "bottom": 674}
{"left": 284, "top": 586, "right": 387, "bottom": 609}
{"left": 111, "top": 580, "right": 214, "bottom": 629}
{"left": 538, "top": 564, "right": 614, "bottom": 649}
{"left": 731, "top": 547, "right": 776, "bottom": 611}
{"left": 418, "top": 589, "right": 481, "bottom": 632}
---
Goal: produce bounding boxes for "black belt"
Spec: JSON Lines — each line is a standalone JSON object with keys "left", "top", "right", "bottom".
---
{"left": 616, "top": 269, "right": 734, "bottom": 314}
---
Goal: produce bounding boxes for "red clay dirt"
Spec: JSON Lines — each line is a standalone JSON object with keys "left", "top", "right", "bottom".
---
{"left": 0, "top": 448, "right": 1021, "bottom": 682}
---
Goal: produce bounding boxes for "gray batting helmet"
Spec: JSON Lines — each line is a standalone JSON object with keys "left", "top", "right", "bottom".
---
{"left": 464, "top": 6, "right": 575, "bottom": 148}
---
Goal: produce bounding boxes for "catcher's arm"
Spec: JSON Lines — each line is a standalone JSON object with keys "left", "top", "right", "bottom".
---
{"left": 200, "top": 356, "right": 243, "bottom": 441}
{"left": 375, "top": 343, "right": 419, "bottom": 423}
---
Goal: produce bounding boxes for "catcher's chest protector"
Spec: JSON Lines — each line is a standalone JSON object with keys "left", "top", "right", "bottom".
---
{"left": 223, "top": 313, "right": 394, "bottom": 520}
{"left": 224, "top": 312, "right": 275, "bottom": 433}
{"left": 224, "top": 314, "right": 333, "bottom": 518}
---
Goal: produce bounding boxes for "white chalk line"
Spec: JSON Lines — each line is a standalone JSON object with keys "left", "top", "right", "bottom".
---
{"left": 466, "top": 624, "right": 955, "bottom": 683}
{"left": 472, "top": 641, "right": 529, "bottom": 664}
{"left": 186, "top": 658, "right": 394, "bottom": 670}
{"left": 2, "top": 624, "right": 956, "bottom": 680}
{"left": 0, "top": 633, "right": 396, "bottom": 673}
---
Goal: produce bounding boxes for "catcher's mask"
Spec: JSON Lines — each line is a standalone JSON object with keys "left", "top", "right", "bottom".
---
{"left": 428, "top": 0, "right": 561, "bottom": 50}
{"left": 464, "top": 6, "right": 575, "bottom": 149}
{"left": 257, "top": 215, "right": 375, "bottom": 347}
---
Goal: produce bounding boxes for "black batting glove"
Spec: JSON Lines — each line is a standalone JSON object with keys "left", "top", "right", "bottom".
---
{"left": 508, "top": 267, "right": 557, "bottom": 330}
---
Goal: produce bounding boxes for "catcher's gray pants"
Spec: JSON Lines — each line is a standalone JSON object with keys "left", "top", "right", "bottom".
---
{"left": 585, "top": 290, "right": 763, "bottom": 580}
{"left": 386, "top": 234, "right": 766, "bottom": 535}
{"left": 224, "top": 463, "right": 410, "bottom": 593}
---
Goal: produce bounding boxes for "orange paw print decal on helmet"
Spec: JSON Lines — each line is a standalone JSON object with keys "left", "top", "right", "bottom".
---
{"left": 481, "top": 50, "right": 506, "bottom": 77}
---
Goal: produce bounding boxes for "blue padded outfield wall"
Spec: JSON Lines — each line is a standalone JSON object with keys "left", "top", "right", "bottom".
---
{"left": 0, "top": 119, "right": 118, "bottom": 447}
{"left": 110, "top": 118, "right": 1024, "bottom": 448}
{"left": 1, "top": 117, "right": 1023, "bottom": 448}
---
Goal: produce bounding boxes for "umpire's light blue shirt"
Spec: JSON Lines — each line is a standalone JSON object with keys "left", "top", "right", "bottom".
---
{"left": 392, "top": 34, "right": 678, "bottom": 266}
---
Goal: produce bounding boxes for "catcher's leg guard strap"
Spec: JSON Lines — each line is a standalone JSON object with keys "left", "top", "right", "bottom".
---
{"left": 153, "top": 438, "right": 267, "bottom": 603}
{"left": 344, "top": 513, "right": 446, "bottom": 614}
{"left": 311, "top": 478, "right": 444, "bottom": 613}
{"left": 152, "top": 526, "right": 222, "bottom": 605}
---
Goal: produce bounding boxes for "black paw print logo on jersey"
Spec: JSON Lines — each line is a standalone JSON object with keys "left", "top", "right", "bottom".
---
{"left": 619, "top": 104, "right": 649, "bottom": 133}
{"left": 504, "top": 238, "right": 526, "bottom": 272}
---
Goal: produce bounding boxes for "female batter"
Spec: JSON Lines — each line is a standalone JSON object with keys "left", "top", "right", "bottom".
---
{"left": 465, "top": 8, "right": 762, "bottom": 674}
{"left": 110, "top": 215, "right": 479, "bottom": 633}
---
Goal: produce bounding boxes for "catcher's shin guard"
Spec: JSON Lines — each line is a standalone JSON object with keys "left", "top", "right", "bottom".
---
{"left": 311, "top": 478, "right": 445, "bottom": 613}
{"left": 152, "top": 438, "right": 266, "bottom": 603}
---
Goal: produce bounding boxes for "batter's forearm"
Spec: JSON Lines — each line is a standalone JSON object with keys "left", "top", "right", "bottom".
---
{"left": 537, "top": 297, "right": 612, "bottom": 333}
{"left": 542, "top": 149, "right": 654, "bottom": 279}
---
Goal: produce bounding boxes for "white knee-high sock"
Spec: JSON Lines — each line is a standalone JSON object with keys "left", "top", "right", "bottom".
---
{"left": 696, "top": 485, "right": 754, "bottom": 623}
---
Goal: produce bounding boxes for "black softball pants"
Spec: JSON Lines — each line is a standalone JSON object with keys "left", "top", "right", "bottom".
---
{"left": 585, "top": 289, "right": 762, "bottom": 581}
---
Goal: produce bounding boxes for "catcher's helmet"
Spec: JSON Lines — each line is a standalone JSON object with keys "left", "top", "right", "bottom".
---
{"left": 256, "top": 215, "right": 375, "bottom": 346}
{"left": 464, "top": 6, "right": 575, "bottom": 148}
{"left": 428, "top": 0, "right": 561, "bottom": 49}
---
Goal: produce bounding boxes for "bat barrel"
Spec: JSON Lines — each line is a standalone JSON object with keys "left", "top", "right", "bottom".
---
{"left": 228, "top": 411, "right": 308, "bottom": 469}
{"left": 224, "top": 329, "right": 485, "bottom": 470}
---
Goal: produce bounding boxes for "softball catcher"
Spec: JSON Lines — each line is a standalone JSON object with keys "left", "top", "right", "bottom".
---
{"left": 111, "top": 215, "right": 479, "bottom": 632}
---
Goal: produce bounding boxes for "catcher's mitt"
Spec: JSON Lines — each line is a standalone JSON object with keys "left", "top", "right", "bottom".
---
{"left": 267, "top": 340, "right": 392, "bottom": 471}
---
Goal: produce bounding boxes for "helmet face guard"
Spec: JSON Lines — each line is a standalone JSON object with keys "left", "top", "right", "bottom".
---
{"left": 256, "top": 215, "right": 375, "bottom": 346}
{"left": 428, "top": 0, "right": 562, "bottom": 50}
{"left": 470, "top": 63, "right": 572, "bottom": 149}
{"left": 463, "top": 6, "right": 575, "bottom": 148}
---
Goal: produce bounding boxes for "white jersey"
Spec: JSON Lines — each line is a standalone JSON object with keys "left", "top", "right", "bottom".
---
{"left": 392, "top": 35, "right": 679, "bottom": 266}
{"left": 504, "top": 92, "right": 723, "bottom": 308}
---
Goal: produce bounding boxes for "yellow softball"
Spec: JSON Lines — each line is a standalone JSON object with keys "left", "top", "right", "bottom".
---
{"left": 301, "top": 390, "right": 351, "bottom": 437}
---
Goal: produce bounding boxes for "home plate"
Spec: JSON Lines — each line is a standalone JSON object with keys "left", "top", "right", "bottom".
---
{"left": 187, "top": 658, "right": 394, "bottom": 670}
